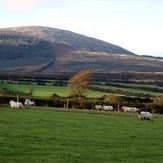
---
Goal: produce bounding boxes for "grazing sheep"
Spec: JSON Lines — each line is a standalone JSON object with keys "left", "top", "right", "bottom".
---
{"left": 122, "top": 106, "right": 138, "bottom": 113}
{"left": 9, "top": 100, "right": 23, "bottom": 110}
{"left": 24, "top": 99, "right": 35, "bottom": 106}
{"left": 137, "top": 110, "right": 153, "bottom": 121}
{"left": 103, "top": 105, "right": 114, "bottom": 112}
{"left": 95, "top": 105, "right": 103, "bottom": 110}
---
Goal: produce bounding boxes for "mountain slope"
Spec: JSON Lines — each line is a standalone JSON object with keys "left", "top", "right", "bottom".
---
{"left": 0, "top": 26, "right": 163, "bottom": 72}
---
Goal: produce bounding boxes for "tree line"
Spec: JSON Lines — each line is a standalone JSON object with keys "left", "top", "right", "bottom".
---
{"left": 104, "top": 82, "right": 163, "bottom": 93}
{"left": 0, "top": 34, "right": 52, "bottom": 59}
{"left": 89, "top": 86, "right": 153, "bottom": 98}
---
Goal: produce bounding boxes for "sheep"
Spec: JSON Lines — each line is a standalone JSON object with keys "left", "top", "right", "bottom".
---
{"left": 122, "top": 106, "right": 138, "bottom": 113}
{"left": 137, "top": 110, "right": 153, "bottom": 121}
{"left": 9, "top": 100, "right": 23, "bottom": 110}
{"left": 24, "top": 99, "right": 35, "bottom": 106}
{"left": 95, "top": 105, "right": 103, "bottom": 110}
{"left": 103, "top": 105, "right": 114, "bottom": 112}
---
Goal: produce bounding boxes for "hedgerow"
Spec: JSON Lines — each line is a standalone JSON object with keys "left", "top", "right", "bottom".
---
{"left": 1, "top": 95, "right": 163, "bottom": 114}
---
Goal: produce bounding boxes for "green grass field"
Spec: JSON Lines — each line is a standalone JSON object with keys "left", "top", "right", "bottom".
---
{"left": 0, "top": 105, "right": 163, "bottom": 163}
{"left": 91, "top": 84, "right": 162, "bottom": 96}
{"left": 0, "top": 83, "right": 111, "bottom": 98}
{"left": 1, "top": 79, "right": 162, "bottom": 98}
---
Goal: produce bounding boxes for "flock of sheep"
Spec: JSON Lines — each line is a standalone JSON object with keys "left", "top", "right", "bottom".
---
{"left": 8, "top": 99, "right": 153, "bottom": 121}
{"left": 95, "top": 105, "right": 153, "bottom": 121}
{"left": 9, "top": 99, "right": 35, "bottom": 110}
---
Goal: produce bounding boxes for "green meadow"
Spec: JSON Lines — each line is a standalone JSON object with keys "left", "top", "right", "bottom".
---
{"left": 1, "top": 82, "right": 161, "bottom": 98}
{"left": 0, "top": 83, "right": 111, "bottom": 98}
{"left": 91, "top": 84, "right": 162, "bottom": 96}
{"left": 0, "top": 105, "right": 163, "bottom": 163}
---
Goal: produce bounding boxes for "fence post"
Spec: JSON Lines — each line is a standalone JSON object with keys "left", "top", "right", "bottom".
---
{"left": 17, "top": 95, "right": 19, "bottom": 102}
{"left": 118, "top": 102, "right": 120, "bottom": 112}
{"left": 67, "top": 98, "right": 69, "bottom": 109}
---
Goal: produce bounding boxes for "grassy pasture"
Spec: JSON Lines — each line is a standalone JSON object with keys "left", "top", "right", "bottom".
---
{"left": 0, "top": 83, "right": 111, "bottom": 98}
{"left": 95, "top": 82, "right": 163, "bottom": 89}
{"left": 91, "top": 84, "right": 162, "bottom": 96}
{"left": 0, "top": 105, "right": 163, "bottom": 163}
{"left": 1, "top": 78, "right": 163, "bottom": 98}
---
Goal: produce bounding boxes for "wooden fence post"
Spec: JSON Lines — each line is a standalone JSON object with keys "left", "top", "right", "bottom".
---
{"left": 118, "top": 102, "right": 120, "bottom": 112}
{"left": 17, "top": 95, "right": 19, "bottom": 102}
{"left": 67, "top": 98, "right": 69, "bottom": 108}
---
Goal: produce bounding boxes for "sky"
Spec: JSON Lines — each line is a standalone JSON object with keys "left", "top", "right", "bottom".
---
{"left": 0, "top": 0, "right": 163, "bottom": 57}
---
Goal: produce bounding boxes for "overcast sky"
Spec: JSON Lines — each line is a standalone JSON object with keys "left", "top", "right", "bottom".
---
{"left": 0, "top": 0, "right": 163, "bottom": 57}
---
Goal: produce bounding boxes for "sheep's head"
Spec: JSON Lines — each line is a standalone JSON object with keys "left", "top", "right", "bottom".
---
{"left": 137, "top": 110, "right": 141, "bottom": 114}
{"left": 9, "top": 100, "right": 14, "bottom": 104}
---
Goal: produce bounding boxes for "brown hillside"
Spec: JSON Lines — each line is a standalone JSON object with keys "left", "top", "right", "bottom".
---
{"left": 0, "top": 26, "right": 163, "bottom": 72}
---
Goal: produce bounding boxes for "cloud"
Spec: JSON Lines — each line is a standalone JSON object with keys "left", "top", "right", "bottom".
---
{"left": 6, "top": 0, "right": 39, "bottom": 9}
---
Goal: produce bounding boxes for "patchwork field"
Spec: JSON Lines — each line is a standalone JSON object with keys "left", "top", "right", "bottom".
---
{"left": 0, "top": 105, "right": 163, "bottom": 163}
{"left": 0, "top": 83, "right": 112, "bottom": 98}
{"left": 1, "top": 79, "right": 163, "bottom": 98}
{"left": 91, "top": 84, "right": 163, "bottom": 96}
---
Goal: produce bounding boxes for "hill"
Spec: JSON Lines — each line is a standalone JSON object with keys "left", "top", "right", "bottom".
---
{"left": 0, "top": 26, "right": 163, "bottom": 72}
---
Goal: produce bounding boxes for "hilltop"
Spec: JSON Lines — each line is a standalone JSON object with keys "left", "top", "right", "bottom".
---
{"left": 0, "top": 26, "right": 163, "bottom": 72}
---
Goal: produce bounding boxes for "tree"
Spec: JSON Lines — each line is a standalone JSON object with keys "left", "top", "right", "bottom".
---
{"left": 67, "top": 70, "right": 92, "bottom": 99}
{"left": 104, "top": 95, "right": 123, "bottom": 105}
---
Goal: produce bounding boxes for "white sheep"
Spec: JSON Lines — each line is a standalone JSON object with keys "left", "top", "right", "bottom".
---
{"left": 24, "top": 99, "right": 35, "bottom": 106}
{"left": 137, "top": 110, "right": 153, "bottom": 121}
{"left": 95, "top": 105, "right": 103, "bottom": 110}
{"left": 122, "top": 106, "right": 138, "bottom": 113}
{"left": 9, "top": 100, "right": 23, "bottom": 110}
{"left": 103, "top": 105, "right": 114, "bottom": 112}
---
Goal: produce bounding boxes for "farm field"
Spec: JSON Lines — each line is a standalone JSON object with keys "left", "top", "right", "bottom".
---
{"left": 0, "top": 83, "right": 111, "bottom": 98}
{"left": 0, "top": 83, "right": 69, "bottom": 97}
{"left": 91, "top": 84, "right": 163, "bottom": 96}
{"left": 94, "top": 82, "right": 163, "bottom": 89}
{"left": 0, "top": 105, "right": 163, "bottom": 163}
{"left": 1, "top": 79, "right": 163, "bottom": 98}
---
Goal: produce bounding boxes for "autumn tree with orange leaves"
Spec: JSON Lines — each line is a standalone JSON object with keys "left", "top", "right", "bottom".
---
{"left": 68, "top": 70, "right": 93, "bottom": 99}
